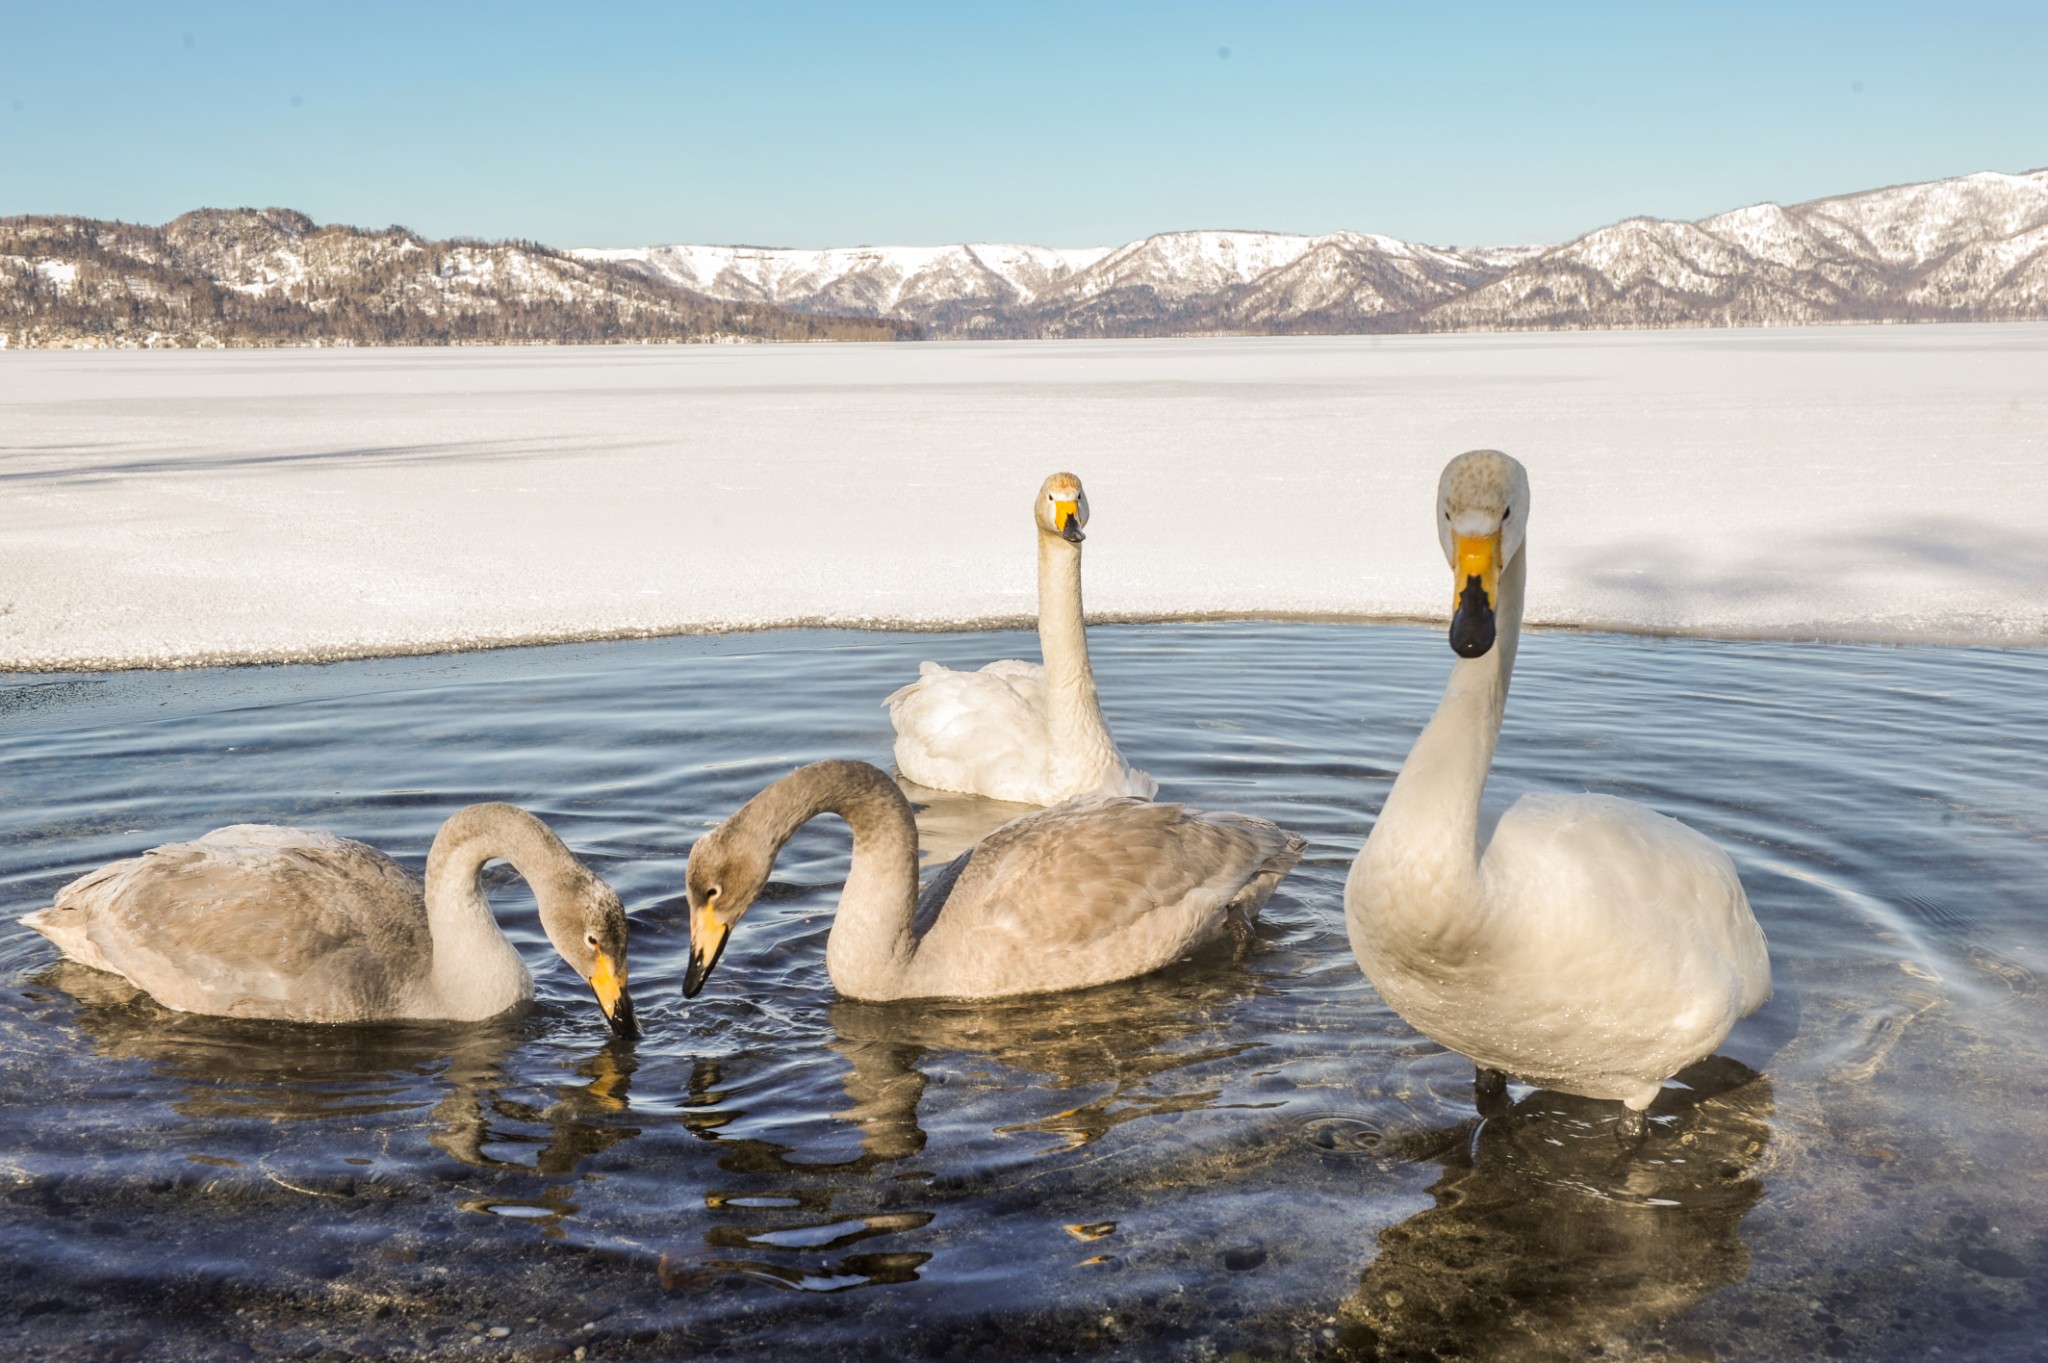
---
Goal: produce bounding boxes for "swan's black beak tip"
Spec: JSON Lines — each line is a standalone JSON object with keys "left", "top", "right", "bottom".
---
{"left": 1059, "top": 517, "right": 1085, "bottom": 544}
{"left": 1449, "top": 575, "right": 1496, "bottom": 658}
{"left": 683, "top": 930, "right": 727, "bottom": 1000}
{"left": 607, "top": 989, "right": 640, "bottom": 1039}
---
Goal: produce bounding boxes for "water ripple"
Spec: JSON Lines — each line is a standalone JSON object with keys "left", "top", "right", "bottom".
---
{"left": 3, "top": 624, "right": 2047, "bottom": 1359}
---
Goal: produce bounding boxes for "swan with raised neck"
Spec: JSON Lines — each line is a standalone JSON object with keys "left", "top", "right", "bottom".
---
{"left": 25, "top": 802, "right": 636, "bottom": 1033}
{"left": 1345, "top": 450, "right": 1769, "bottom": 1134}
{"left": 684, "top": 759, "right": 1302, "bottom": 1002}
{"left": 886, "top": 472, "right": 1156, "bottom": 805}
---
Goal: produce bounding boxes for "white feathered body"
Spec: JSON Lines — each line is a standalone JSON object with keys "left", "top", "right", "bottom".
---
{"left": 886, "top": 483, "right": 1153, "bottom": 807}
{"left": 1348, "top": 792, "right": 1770, "bottom": 1108}
{"left": 1347, "top": 450, "right": 1769, "bottom": 1111}
{"left": 887, "top": 659, "right": 1156, "bottom": 806}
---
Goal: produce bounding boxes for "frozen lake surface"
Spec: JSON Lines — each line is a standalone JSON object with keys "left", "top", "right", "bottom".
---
{"left": 4, "top": 325, "right": 2048, "bottom": 671}
{"left": 4, "top": 622, "right": 2047, "bottom": 1360}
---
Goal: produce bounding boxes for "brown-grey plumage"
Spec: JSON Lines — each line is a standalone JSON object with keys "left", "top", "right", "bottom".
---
{"left": 21, "top": 805, "right": 636, "bottom": 1033}
{"left": 683, "top": 759, "right": 1304, "bottom": 1002}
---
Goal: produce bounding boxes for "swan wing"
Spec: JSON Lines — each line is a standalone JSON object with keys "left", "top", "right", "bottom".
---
{"left": 909, "top": 798, "right": 1304, "bottom": 994}
{"left": 886, "top": 659, "right": 1054, "bottom": 801}
{"left": 1473, "top": 793, "right": 1771, "bottom": 1080}
{"left": 26, "top": 826, "right": 431, "bottom": 1022}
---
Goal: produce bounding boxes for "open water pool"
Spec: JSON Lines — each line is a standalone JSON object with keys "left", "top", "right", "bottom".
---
{"left": 3, "top": 622, "right": 2045, "bottom": 1360}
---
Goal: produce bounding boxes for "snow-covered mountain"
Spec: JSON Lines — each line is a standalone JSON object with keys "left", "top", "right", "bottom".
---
{"left": 575, "top": 241, "right": 1110, "bottom": 331}
{"left": 1426, "top": 169, "right": 2048, "bottom": 330}
{"left": 9, "top": 168, "right": 2045, "bottom": 348}
{"left": 1, "top": 208, "right": 913, "bottom": 349}
{"left": 583, "top": 167, "right": 2048, "bottom": 337}
{"left": 584, "top": 228, "right": 1500, "bottom": 336}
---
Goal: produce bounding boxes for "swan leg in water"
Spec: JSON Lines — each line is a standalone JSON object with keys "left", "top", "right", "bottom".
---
{"left": 1346, "top": 450, "right": 1771, "bottom": 1127}
{"left": 21, "top": 805, "right": 636, "bottom": 1032}
{"left": 681, "top": 760, "right": 1302, "bottom": 1002}
{"left": 885, "top": 473, "right": 1155, "bottom": 806}
{"left": 1474, "top": 1066, "right": 1512, "bottom": 1121}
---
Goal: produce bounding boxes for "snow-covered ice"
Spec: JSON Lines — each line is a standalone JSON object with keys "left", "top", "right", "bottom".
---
{"left": 3, "top": 325, "right": 2046, "bottom": 670}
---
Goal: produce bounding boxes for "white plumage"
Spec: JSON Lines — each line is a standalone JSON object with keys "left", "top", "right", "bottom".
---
{"left": 888, "top": 473, "right": 1154, "bottom": 805}
{"left": 1347, "top": 450, "right": 1770, "bottom": 1118}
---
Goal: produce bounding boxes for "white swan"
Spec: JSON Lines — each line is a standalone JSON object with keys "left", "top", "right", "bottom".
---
{"left": 22, "top": 803, "right": 636, "bottom": 1033}
{"left": 682, "top": 759, "right": 1302, "bottom": 1001}
{"left": 1346, "top": 450, "right": 1769, "bottom": 1135}
{"left": 886, "top": 472, "right": 1156, "bottom": 805}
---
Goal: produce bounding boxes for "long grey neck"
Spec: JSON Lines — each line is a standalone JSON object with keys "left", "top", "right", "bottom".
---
{"left": 1036, "top": 531, "right": 1115, "bottom": 775}
{"left": 1366, "top": 547, "right": 1527, "bottom": 924}
{"left": 730, "top": 761, "right": 921, "bottom": 999}
{"left": 423, "top": 803, "right": 585, "bottom": 1016}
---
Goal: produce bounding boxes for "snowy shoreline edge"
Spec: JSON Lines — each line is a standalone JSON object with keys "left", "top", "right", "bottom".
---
{"left": 7, "top": 611, "right": 2043, "bottom": 676}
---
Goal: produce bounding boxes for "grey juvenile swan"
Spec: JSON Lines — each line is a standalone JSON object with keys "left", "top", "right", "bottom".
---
{"left": 23, "top": 803, "right": 637, "bottom": 1033}
{"left": 683, "top": 759, "right": 1303, "bottom": 1001}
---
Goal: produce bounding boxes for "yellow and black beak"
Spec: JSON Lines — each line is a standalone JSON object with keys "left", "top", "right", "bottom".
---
{"left": 1054, "top": 498, "right": 1085, "bottom": 543}
{"left": 1449, "top": 531, "right": 1500, "bottom": 658}
{"left": 590, "top": 950, "right": 638, "bottom": 1037}
{"left": 683, "top": 900, "right": 732, "bottom": 1000}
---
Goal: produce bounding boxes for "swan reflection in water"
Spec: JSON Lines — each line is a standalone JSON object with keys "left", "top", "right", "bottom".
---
{"left": 43, "top": 960, "right": 641, "bottom": 1215}
{"left": 1333, "top": 1056, "right": 1773, "bottom": 1363}
{"left": 897, "top": 778, "right": 1042, "bottom": 867}
{"left": 672, "top": 957, "right": 1261, "bottom": 1292}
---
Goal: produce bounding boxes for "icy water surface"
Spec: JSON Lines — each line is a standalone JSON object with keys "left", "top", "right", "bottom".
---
{"left": 3, "top": 623, "right": 2046, "bottom": 1361}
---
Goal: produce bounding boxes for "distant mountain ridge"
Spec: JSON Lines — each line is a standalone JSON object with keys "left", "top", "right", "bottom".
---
{"left": 6, "top": 168, "right": 2045, "bottom": 348}
{"left": 581, "top": 167, "right": 2048, "bottom": 337}
{"left": 0, "top": 208, "right": 915, "bottom": 349}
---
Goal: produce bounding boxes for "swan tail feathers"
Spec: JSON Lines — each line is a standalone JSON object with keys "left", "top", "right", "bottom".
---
{"left": 21, "top": 888, "right": 118, "bottom": 970}
{"left": 20, "top": 904, "right": 87, "bottom": 957}
{"left": 883, "top": 660, "right": 955, "bottom": 711}
{"left": 1221, "top": 824, "right": 1308, "bottom": 929}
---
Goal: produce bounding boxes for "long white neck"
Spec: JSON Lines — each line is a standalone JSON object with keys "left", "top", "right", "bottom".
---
{"left": 421, "top": 803, "right": 582, "bottom": 1020}
{"left": 723, "top": 762, "right": 922, "bottom": 1000}
{"left": 1036, "top": 531, "right": 1119, "bottom": 786}
{"left": 1352, "top": 547, "right": 1526, "bottom": 949}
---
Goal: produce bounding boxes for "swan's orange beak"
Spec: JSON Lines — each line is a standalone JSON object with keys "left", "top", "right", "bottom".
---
{"left": 685, "top": 899, "right": 732, "bottom": 999}
{"left": 1450, "top": 532, "right": 1500, "bottom": 658}
{"left": 591, "top": 950, "right": 637, "bottom": 1037}
{"left": 1453, "top": 533, "right": 1499, "bottom": 612}
{"left": 1053, "top": 498, "right": 1084, "bottom": 543}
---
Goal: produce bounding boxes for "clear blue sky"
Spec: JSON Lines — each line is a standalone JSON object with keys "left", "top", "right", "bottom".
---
{"left": 3, "top": 1, "right": 2042, "bottom": 249}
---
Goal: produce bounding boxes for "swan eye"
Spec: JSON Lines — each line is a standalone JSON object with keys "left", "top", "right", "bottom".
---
{"left": 1502, "top": 506, "right": 1513, "bottom": 522}
{"left": 585, "top": 933, "right": 598, "bottom": 947}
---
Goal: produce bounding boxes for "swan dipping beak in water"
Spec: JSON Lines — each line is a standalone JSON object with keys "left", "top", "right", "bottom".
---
{"left": 1346, "top": 450, "right": 1770, "bottom": 1141}
{"left": 682, "top": 759, "right": 1302, "bottom": 1002}
{"left": 24, "top": 803, "right": 638, "bottom": 1037}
